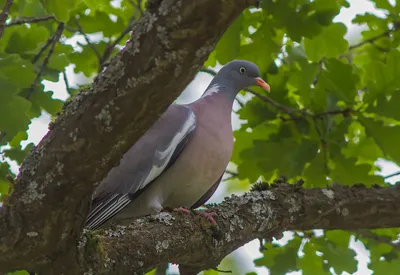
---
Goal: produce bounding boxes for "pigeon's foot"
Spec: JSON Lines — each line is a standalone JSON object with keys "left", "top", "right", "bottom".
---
{"left": 198, "top": 211, "right": 218, "bottom": 225}
{"left": 173, "top": 206, "right": 192, "bottom": 215}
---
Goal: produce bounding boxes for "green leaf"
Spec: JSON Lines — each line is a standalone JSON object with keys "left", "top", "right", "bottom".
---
{"left": 7, "top": 271, "right": 30, "bottom": 275}
{"left": 8, "top": 131, "right": 28, "bottom": 148}
{"left": 303, "top": 152, "right": 329, "bottom": 187}
{"left": 0, "top": 179, "right": 9, "bottom": 197}
{"left": 318, "top": 58, "right": 359, "bottom": 104}
{"left": 45, "top": 0, "right": 80, "bottom": 22}
{"left": 237, "top": 97, "right": 276, "bottom": 128}
{"left": 367, "top": 93, "right": 400, "bottom": 121}
{"left": 0, "top": 94, "right": 32, "bottom": 137}
{"left": 369, "top": 256, "right": 400, "bottom": 275}
{"left": 363, "top": 49, "right": 400, "bottom": 101}
{"left": 3, "top": 143, "right": 34, "bottom": 165}
{"left": 0, "top": 54, "right": 36, "bottom": 90}
{"left": 343, "top": 136, "right": 383, "bottom": 164}
{"left": 304, "top": 23, "right": 348, "bottom": 62}
{"left": 233, "top": 124, "right": 279, "bottom": 181}
{"left": 287, "top": 62, "right": 319, "bottom": 106}
{"left": 298, "top": 242, "right": 328, "bottom": 275}
{"left": 371, "top": 0, "right": 396, "bottom": 12}
{"left": 262, "top": 0, "right": 325, "bottom": 41}
{"left": 69, "top": 47, "right": 100, "bottom": 77}
{"left": 238, "top": 18, "right": 283, "bottom": 72}
{"left": 360, "top": 116, "right": 400, "bottom": 164}
{"left": 5, "top": 25, "right": 49, "bottom": 55}
{"left": 325, "top": 230, "right": 352, "bottom": 250}
{"left": 330, "top": 153, "right": 384, "bottom": 186}
{"left": 31, "top": 90, "right": 64, "bottom": 116}
{"left": 0, "top": 162, "right": 11, "bottom": 198}
{"left": 77, "top": 11, "right": 125, "bottom": 37}
{"left": 47, "top": 53, "right": 70, "bottom": 71}
{"left": 254, "top": 236, "right": 302, "bottom": 275}
{"left": 250, "top": 137, "right": 319, "bottom": 179}
{"left": 83, "top": 0, "right": 110, "bottom": 11}
{"left": 315, "top": 235, "right": 358, "bottom": 274}
{"left": 214, "top": 14, "right": 243, "bottom": 64}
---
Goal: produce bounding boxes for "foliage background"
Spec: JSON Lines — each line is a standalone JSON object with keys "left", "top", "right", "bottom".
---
{"left": 1, "top": 0, "right": 400, "bottom": 274}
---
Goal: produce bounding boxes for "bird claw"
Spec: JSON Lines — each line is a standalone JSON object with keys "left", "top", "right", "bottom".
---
{"left": 173, "top": 206, "right": 192, "bottom": 215}
{"left": 198, "top": 211, "right": 218, "bottom": 225}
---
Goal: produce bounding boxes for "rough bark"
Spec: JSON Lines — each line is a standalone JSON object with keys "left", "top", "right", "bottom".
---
{"left": 1, "top": 1, "right": 399, "bottom": 275}
{"left": 0, "top": 0, "right": 257, "bottom": 273}
{"left": 77, "top": 183, "right": 400, "bottom": 274}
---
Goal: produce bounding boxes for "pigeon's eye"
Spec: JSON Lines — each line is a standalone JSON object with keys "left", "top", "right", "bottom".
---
{"left": 239, "top": 67, "right": 246, "bottom": 74}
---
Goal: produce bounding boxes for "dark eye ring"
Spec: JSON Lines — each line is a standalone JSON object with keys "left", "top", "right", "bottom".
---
{"left": 239, "top": 67, "right": 246, "bottom": 74}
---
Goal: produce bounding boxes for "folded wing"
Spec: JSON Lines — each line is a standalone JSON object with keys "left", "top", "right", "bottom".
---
{"left": 86, "top": 104, "right": 196, "bottom": 229}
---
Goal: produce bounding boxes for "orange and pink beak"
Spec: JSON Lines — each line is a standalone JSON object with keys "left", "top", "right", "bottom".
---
{"left": 255, "top": 77, "right": 270, "bottom": 92}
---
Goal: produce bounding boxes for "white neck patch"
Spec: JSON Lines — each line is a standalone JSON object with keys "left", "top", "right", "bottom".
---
{"left": 201, "top": 84, "right": 220, "bottom": 98}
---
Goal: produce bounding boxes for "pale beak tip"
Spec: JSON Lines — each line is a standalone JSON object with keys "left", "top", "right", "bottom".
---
{"left": 255, "top": 77, "right": 270, "bottom": 93}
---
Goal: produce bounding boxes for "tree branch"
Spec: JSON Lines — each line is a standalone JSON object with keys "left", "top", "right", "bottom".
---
{"left": 70, "top": 183, "right": 400, "bottom": 275}
{"left": 384, "top": 171, "right": 400, "bottom": 180}
{"left": 99, "top": 16, "right": 137, "bottom": 70}
{"left": 349, "top": 28, "right": 399, "bottom": 50}
{"left": 27, "top": 22, "right": 64, "bottom": 100}
{"left": 354, "top": 229, "right": 400, "bottom": 248}
{"left": 75, "top": 17, "right": 102, "bottom": 62}
{"left": 6, "top": 15, "right": 54, "bottom": 26}
{"left": 0, "top": 0, "right": 13, "bottom": 40}
{"left": 0, "top": 0, "right": 258, "bottom": 273}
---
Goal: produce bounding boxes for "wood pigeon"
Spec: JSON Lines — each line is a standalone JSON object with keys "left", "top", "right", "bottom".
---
{"left": 86, "top": 60, "right": 270, "bottom": 230}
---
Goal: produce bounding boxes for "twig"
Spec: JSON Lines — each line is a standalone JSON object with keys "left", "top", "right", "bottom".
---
{"left": 224, "top": 170, "right": 239, "bottom": 181}
{"left": 0, "top": 0, "right": 14, "bottom": 40}
{"left": 63, "top": 70, "right": 72, "bottom": 94}
{"left": 74, "top": 18, "right": 101, "bottom": 61}
{"left": 32, "top": 32, "right": 55, "bottom": 64}
{"left": 128, "top": 0, "right": 144, "bottom": 14}
{"left": 6, "top": 15, "right": 54, "bottom": 26}
{"left": 354, "top": 229, "right": 400, "bottom": 248}
{"left": 312, "top": 116, "right": 329, "bottom": 173}
{"left": 99, "top": 16, "right": 136, "bottom": 69}
{"left": 245, "top": 88, "right": 300, "bottom": 117}
{"left": 349, "top": 28, "right": 397, "bottom": 50}
{"left": 313, "top": 108, "right": 353, "bottom": 118}
{"left": 384, "top": 171, "right": 400, "bottom": 180}
{"left": 27, "top": 22, "right": 64, "bottom": 100}
{"left": 200, "top": 67, "right": 217, "bottom": 76}
{"left": 235, "top": 97, "right": 244, "bottom": 108}
{"left": 212, "top": 267, "right": 232, "bottom": 273}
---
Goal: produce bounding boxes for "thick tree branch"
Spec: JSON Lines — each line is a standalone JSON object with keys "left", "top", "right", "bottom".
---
{"left": 72, "top": 184, "right": 400, "bottom": 275}
{"left": 0, "top": 0, "right": 258, "bottom": 274}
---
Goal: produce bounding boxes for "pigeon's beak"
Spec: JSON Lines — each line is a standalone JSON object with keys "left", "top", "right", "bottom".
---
{"left": 255, "top": 77, "right": 270, "bottom": 92}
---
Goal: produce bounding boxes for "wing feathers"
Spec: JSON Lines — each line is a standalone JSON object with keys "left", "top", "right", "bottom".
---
{"left": 138, "top": 111, "right": 196, "bottom": 190}
{"left": 86, "top": 194, "right": 131, "bottom": 229}
{"left": 86, "top": 105, "right": 196, "bottom": 229}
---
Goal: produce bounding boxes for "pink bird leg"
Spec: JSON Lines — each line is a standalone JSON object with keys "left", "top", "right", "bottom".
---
{"left": 173, "top": 206, "right": 192, "bottom": 215}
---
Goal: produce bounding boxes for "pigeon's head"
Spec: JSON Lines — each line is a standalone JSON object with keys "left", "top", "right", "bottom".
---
{"left": 213, "top": 60, "right": 270, "bottom": 95}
